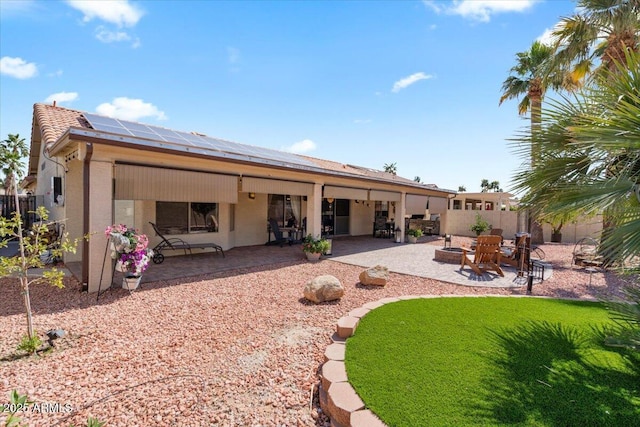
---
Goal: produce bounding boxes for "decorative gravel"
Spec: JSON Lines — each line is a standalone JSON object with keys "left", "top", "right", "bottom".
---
{"left": 0, "top": 242, "right": 635, "bottom": 426}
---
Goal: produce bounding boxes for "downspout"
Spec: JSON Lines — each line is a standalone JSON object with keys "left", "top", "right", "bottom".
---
{"left": 81, "top": 143, "right": 93, "bottom": 292}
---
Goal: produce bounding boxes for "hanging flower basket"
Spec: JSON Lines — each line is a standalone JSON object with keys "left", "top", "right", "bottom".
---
{"left": 105, "top": 224, "right": 153, "bottom": 276}
{"left": 115, "top": 260, "right": 127, "bottom": 272}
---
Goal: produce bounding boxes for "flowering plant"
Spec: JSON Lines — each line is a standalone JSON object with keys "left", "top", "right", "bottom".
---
{"left": 105, "top": 224, "right": 153, "bottom": 276}
{"left": 302, "top": 234, "right": 330, "bottom": 254}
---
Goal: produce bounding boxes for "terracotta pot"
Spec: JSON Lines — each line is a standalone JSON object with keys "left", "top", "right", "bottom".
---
{"left": 305, "top": 252, "right": 321, "bottom": 261}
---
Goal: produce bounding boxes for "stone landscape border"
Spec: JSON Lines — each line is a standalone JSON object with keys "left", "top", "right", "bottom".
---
{"left": 318, "top": 294, "right": 551, "bottom": 426}
{"left": 318, "top": 295, "right": 434, "bottom": 427}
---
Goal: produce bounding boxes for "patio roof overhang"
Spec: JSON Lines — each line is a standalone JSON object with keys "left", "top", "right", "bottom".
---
{"left": 48, "top": 127, "right": 456, "bottom": 199}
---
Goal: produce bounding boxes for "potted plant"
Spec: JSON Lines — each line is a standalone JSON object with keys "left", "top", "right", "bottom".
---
{"left": 407, "top": 228, "right": 423, "bottom": 243}
{"left": 302, "top": 234, "right": 330, "bottom": 261}
{"left": 470, "top": 213, "right": 491, "bottom": 236}
{"left": 105, "top": 224, "right": 154, "bottom": 289}
{"left": 542, "top": 211, "right": 578, "bottom": 243}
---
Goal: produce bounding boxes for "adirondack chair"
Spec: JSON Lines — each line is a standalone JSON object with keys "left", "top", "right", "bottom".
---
{"left": 461, "top": 235, "right": 504, "bottom": 277}
{"left": 267, "top": 218, "right": 291, "bottom": 247}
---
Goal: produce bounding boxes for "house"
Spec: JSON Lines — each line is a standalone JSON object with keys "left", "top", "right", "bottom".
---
{"left": 24, "top": 103, "right": 455, "bottom": 292}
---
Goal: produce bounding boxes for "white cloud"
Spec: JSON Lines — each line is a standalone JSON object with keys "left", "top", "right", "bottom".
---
{"left": 44, "top": 92, "right": 79, "bottom": 104}
{"left": 282, "top": 139, "right": 317, "bottom": 154}
{"left": 423, "top": 0, "right": 537, "bottom": 23}
{"left": 95, "top": 26, "right": 131, "bottom": 43}
{"left": 48, "top": 69, "right": 64, "bottom": 77}
{"left": 95, "top": 97, "right": 167, "bottom": 121}
{"left": 0, "top": 56, "right": 37, "bottom": 79}
{"left": 392, "top": 72, "right": 433, "bottom": 93}
{"left": 422, "top": 1, "right": 443, "bottom": 14}
{"left": 537, "top": 28, "right": 555, "bottom": 46}
{"left": 353, "top": 119, "right": 372, "bottom": 124}
{"left": 66, "top": 0, "right": 144, "bottom": 27}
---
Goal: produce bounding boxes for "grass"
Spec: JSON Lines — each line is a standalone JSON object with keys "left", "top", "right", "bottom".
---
{"left": 345, "top": 297, "right": 640, "bottom": 427}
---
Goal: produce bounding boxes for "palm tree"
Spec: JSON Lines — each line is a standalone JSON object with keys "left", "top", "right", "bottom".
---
{"left": 383, "top": 162, "right": 397, "bottom": 175}
{"left": 552, "top": 0, "right": 639, "bottom": 78}
{"left": 500, "top": 41, "right": 578, "bottom": 149}
{"left": 511, "top": 49, "right": 639, "bottom": 265}
{"left": 500, "top": 41, "right": 578, "bottom": 242}
{"left": 1, "top": 134, "right": 29, "bottom": 195}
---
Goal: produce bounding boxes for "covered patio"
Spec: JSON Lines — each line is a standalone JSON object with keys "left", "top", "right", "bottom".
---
{"left": 65, "top": 235, "right": 549, "bottom": 295}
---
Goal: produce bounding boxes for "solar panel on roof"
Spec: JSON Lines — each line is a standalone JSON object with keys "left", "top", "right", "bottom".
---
{"left": 83, "top": 112, "right": 315, "bottom": 167}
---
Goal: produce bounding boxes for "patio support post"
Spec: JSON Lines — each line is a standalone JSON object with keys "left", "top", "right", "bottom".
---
{"left": 81, "top": 143, "right": 93, "bottom": 292}
{"left": 307, "top": 183, "right": 322, "bottom": 237}
{"left": 87, "top": 160, "right": 114, "bottom": 293}
{"left": 397, "top": 192, "right": 406, "bottom": 241}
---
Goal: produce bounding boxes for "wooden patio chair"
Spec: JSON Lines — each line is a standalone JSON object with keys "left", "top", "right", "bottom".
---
{"left": 460, "top": 235, "right": 504, "bottom": 277}
{"left": 489, "top": 228, "right": 504, "bottom": 244}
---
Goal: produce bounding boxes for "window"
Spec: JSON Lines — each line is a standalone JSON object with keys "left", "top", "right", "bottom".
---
{"left": 452, "top": 200, "right": 462, "bottom": 210}
{"left": 156, "top": 201, "right": 218, "bottom": 234}
{"left": 374, "top": 201, "right": 389, "bottom": 218}
{"left": 268, "top": 194, "right": 301, "bottom": 227}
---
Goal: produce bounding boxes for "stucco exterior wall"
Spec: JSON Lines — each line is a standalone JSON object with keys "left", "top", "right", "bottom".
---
{"left": 90, "top": 161, "right": 114, "bottom": 294}
{"left": 541, "top": 215, "right": 603, "bottom": 243}
{"left": 442, "top": 210, "right": 603, "bottom": 244}
{"left": 63, "top": 159, "right": 83, "bottom": 263}
{"left": 443, "top": 210, "right": 518, "bottom": 238}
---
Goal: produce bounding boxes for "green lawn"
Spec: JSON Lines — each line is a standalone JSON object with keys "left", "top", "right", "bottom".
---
{"left": 345, "top": 297, "right": 640, "bottom": 427}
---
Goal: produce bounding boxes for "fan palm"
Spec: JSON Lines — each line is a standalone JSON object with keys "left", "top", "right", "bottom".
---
{"left": 500, "top": 41, "right": 578, "bottom": 242}
{"left": 0, "top": 133, "right": 29, "bottom": 195}
{"left": 552, "top": 0, "right": 640, "bottom": 78}
{"left": 500, "top": 41, "right": 578, "bottom": 132}
{"left": 511, "top": 50, "right": 640, "bottom": 265}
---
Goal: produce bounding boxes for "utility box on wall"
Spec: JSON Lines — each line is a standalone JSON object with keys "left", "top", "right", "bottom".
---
{"left": 52, "top": 176, "right": 64, "bottom": 206}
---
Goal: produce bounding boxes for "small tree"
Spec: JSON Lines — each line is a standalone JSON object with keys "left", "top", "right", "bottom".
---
{"left": 470, "top": 213, "right": 491, "bottom": 236}
{"left": 0, "top": 198, "right": 80, "bottom": 351}
{"left": 458, "top": 185, "right": 466, "bottom": 192}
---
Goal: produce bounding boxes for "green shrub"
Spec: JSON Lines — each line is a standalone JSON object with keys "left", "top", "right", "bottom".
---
{"left": 16, "top": 334, "right": 42, "bottom": 355}
{"left": 408, "top": 228, "right": 423, "bottom": 237}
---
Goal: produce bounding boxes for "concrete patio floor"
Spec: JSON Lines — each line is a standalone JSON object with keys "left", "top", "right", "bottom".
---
{"left": 65, "top": 235, "right": 546, "bottom": 291}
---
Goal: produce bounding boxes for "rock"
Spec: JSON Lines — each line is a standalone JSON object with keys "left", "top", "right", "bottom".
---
{"left": 304, "top": 275, "right": 344, "bottom": 303}
{"left": 359, "top": 265, "right": 389, "bottom": 286}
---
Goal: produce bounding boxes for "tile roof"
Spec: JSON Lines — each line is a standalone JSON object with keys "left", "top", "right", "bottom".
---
{"left": 31, "top": 103, "right": 450, "bottom": 192}
{"left": 33, "top": 103, "right": 91, "bottom": 149}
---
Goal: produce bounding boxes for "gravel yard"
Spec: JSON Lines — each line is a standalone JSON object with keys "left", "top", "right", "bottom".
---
{"left": 0, "top": 240, "right": 635, "bottom": 426}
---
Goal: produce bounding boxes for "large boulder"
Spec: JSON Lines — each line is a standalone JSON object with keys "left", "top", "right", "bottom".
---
{"left": 359, "top": 265, "right": 389, "bottom": 286}
{"left": 304, "top": 275, "right": 344, "bottom": 303}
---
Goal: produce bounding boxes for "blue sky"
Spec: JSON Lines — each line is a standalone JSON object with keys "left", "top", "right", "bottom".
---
{"left": 1, "top": 0, "right": 577, "bottom": 192}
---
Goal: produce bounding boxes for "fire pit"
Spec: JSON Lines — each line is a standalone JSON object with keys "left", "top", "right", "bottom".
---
{"left": 434, "top": 247, "right": 470, "bottom": 264}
